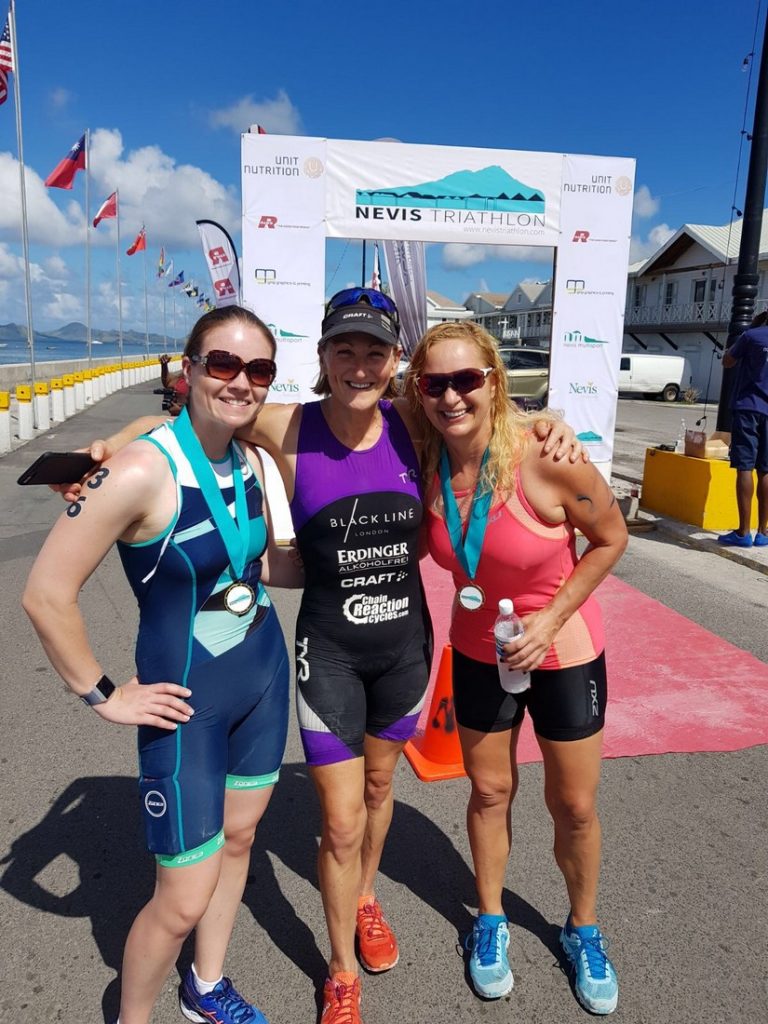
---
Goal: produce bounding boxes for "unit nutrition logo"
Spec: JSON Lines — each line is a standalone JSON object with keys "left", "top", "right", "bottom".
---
{"left": 355, "top": 165, "right": 547, "bottom": 235}
{"left": 244, "top": 155, "right": 325, "bottom": 178}
{"left": 563, "top": 173, "right": 632, "bottom": 197}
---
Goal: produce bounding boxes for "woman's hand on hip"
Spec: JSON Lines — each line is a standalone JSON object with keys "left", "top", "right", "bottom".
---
{"left": 93, "top": 678, "right": 195, "bottom": 729}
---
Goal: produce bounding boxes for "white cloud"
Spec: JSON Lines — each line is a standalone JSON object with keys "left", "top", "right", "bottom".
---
{"left": 49, "top": 87, "right": 72, "bottom": 111}
{"left": 209, "top": 89, "right": 302, "bottom": 136}
{"left": 88, "top": 129, "right": 240, "bottom": 250}
{"left": 0, "top": 152, "right": 84, "bottom": 245}
{"left": 442, "top": 242, "right": 554, "bottom": 270}
{"left": 630, "top": 222, "right": 675, "bottom": 263}
{"left": 633, "top": 184, "right": 659, "bottom": 219}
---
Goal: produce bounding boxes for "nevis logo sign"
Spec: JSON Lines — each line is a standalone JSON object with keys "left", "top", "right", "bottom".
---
{"left": 355, "top": 165, "right": 546, "bottom": 226}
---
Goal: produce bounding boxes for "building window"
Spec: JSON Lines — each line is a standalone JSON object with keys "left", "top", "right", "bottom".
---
{"left": 664, "top": 282, "right": 677, "bottom": 307}
{"left": 693, "top": 280, "right": 706, "bottom": 303}
{"left": 633, "top": 284, "right": 646, "bottom": 307}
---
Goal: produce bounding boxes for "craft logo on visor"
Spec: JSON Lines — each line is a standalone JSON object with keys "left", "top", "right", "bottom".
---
{"left": 355, "top": 165, "right": 547, "bottom": 232}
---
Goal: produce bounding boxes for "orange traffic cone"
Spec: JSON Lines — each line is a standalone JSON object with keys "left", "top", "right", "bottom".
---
{"left": 404, "top": 644, "right": 466, "bottom": 782}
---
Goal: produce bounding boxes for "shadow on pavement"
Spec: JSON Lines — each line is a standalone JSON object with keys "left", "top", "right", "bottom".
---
{"left": 0, "top": 763, "right": 561, "bottom": 1019}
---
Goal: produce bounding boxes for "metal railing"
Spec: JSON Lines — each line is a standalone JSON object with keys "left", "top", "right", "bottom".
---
{"left": 625, "top": 298, "right": 768, "bottom": 327}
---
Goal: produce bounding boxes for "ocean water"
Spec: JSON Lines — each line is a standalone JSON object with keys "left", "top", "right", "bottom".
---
{"left": 0, "top": 337, "right": 180, "bottom": 366}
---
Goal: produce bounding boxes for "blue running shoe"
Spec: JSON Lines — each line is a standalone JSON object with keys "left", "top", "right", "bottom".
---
{"left": 465, "top": 914, "right": 514, "bottom": 998}
{"left": 179, "top": 968, "right": 268, "bottom": 1024}
{"left": 559, "top": 918, "right": 618, "bottom": 1015}
{"left": 754, "top": 531, "right": 768, "bottom": 547}
{"left": 717, "top": 530, "right": 753, "bottom": 547}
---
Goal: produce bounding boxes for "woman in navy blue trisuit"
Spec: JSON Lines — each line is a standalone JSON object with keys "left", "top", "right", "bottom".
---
{"left": 24, "top": 307, "right": 302, "bottom": 1024}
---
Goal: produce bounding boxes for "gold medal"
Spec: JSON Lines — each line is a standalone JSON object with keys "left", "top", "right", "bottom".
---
{"left": 458, "top": 584, "right": 485, "bottom": 611}
{"left": 223, "top": 581, "right": 256, "bottom": 616}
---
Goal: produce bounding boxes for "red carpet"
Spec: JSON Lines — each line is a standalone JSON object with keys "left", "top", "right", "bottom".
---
{"left": 419, "top": 558, "right": 768, "bottom": 764}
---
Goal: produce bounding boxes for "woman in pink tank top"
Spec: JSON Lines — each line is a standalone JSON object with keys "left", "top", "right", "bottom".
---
{"left": 405, "top": 321, "right": 627, "bottom": 1016}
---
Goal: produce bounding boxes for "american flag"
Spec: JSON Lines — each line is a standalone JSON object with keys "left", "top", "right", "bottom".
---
{"left": 0, "top": 14, "right": 13, "bottom": 107}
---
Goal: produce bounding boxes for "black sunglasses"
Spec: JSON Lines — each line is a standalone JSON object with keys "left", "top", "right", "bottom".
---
{"left": 416, "top": 367, "right": 494, "bottom": 398}
{"left": 326, "top": 287, "right": 399, "bottom": 320}
{"left": 190, "top": 349, "right": 277, "bottom": 387}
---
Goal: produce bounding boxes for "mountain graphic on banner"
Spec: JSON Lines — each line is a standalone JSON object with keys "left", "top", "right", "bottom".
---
{"left": 356, "top": 166, "right": 545, "bottom": 213}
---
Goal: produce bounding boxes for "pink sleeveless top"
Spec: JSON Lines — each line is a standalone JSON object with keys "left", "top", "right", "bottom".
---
{"left": 426, "top": 464, "right": 604, "bottom": 669}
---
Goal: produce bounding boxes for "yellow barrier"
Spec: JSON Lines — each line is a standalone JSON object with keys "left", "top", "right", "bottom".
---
{"left": 641, "top": 447, "right": 758, "bottom": 531}
{"left": 34, "top": 382, "right": 49, "bottom": 395}
{"left": 50, "top": 378, "right": 63, "bottom": 390}
{"left": 62, "top": 374, "right": 75, "bottom": 386}
{"left": 15, "top": 385, "right": 32, "bottom": 403}
{"left": 0, "top": 391, "right": 9, "bottom": 410}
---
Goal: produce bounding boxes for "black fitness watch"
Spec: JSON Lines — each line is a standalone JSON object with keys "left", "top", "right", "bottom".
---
{"left": 80, "top": 674, "right": 116, "bottom": 707}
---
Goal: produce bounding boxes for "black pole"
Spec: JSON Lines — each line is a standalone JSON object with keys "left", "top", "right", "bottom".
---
{"left": 717, "top": 11, "right": 768, "bottom": 431}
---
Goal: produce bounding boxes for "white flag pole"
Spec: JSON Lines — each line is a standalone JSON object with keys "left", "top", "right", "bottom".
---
{"left": 142, "top": 228, "right": 149, "bottom": 357}
{"left": 9, "top": 0, "right": 36, "bottom": 392}
{"left": 115, "top": 189, "right": 123, "bottom": 373}
{"left": 85, "top": 128, "right": 91, "bottom": 368}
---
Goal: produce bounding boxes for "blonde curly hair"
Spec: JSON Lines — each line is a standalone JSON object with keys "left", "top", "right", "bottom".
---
{"left": 404, "top": 321, "right": 556, "bottom": 495}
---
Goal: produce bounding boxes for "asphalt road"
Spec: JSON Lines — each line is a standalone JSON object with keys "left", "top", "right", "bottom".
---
{"left": 0, "top": 385, "right": 765, "bottom": 1024}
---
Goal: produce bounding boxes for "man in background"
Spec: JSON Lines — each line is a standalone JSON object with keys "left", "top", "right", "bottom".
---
{"left": 718, "top": 311, "right": 768, "bottom": 548}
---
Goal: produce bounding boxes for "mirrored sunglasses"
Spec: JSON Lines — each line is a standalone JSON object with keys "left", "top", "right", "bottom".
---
{"left": 326, "top": 287, "right": 399, "bottom": 319}
{"left": 191, "top": 349, "right": 277, "bottom": 387}
{"left": 416, "top": 367, "right": 494, "bottom": 398}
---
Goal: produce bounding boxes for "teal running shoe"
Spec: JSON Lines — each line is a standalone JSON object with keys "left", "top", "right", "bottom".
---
{"left": 559, "top": 917, "right": 618, "bottom": 1015}
{"left": 465, "top": 914, "right": 514, "bottom": 998}
{"left": 179, "top": 968, "right": 268, "bottom": 1023}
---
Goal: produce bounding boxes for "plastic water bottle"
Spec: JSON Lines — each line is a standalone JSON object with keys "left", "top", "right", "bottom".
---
{"left": 675, "top": 417, "right": 687, "bottom": 453}
{"left": 494, "top": 599, "right": 530, "bottom": 694}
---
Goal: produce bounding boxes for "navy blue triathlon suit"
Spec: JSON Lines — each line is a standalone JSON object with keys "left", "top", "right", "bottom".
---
{"left": 290, "top": 400, "right": 432, "bottom": 765}
{"left": 118, "top": 422, "right": 289, "bottom": 867}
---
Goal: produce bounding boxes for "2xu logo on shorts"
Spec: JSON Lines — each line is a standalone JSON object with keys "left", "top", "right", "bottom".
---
{"left": 342, "top": 593, "right": 410, "bottom": 626}
{"left": 144, "top": 790, "right": 167, "bottom": 818}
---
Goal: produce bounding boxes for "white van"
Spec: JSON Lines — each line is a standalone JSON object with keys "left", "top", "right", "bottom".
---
{"left": 618, "top": 354, "right": 689, "bottom": 402}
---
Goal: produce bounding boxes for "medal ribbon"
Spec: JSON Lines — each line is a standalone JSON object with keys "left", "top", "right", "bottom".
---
{"left": 439, "top": 445, "right": 492, "bottom": 580}
{"left": 172, "top": 408, "right": 250, "bottom": 580}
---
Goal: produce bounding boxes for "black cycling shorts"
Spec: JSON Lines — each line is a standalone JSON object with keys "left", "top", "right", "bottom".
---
{"left": 452, "top": 648, "right": 607, "bottom": 742}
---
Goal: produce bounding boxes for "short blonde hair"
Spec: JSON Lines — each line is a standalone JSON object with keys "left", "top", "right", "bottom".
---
{"left": 404, "top": 321, "right": 556, "bottom": 494}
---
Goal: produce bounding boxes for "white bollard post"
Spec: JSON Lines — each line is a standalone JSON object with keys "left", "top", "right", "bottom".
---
{"left": 34, "top": 382, "right": 50, "bottom": 432}
{"left": 73, "top": 372, "right": 85, "bottom": 411}
{"left": 50, "top": 379, "right": 65, "bottom": 422}
{"left": 0, "top": 391, "right": 11, "bottom": 453}
{"left": 16, "top": 385, "right": 34, "bottom": 440}
{"left": 62, "top": 375, "right": 76, "bottom": 417}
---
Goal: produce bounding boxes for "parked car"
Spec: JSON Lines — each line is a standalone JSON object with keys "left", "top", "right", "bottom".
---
{"left": 498, "top": 346, "right": 550, "bottom": 406}
{"left": 395, "top": 356, "right": 410, "bottom": 390}
{"left": 618, "top": 353, "right": 689, "bottom": 402}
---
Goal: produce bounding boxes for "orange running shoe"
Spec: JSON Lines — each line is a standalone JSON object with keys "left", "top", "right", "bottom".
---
{"left": 356, "top": 898, "right": 399, "bottom": 972}
{"left": 321, "top": 973, "right": 362, "bottom": 1024}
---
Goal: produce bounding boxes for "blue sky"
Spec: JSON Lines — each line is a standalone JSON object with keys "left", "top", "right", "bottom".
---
{"left": 0, "top": 0, "right": 764, "bottom": 334}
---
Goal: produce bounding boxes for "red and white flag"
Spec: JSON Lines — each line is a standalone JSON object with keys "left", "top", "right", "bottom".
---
{"left": 0, "top": 13, "right": 13, "bottom": 107}
{"left": 126, "top": 226, "right": 146, "bottom": 255}
{"left": 93, "top": 191, "right": 117, "bottom": 228}
{"left": 371, "top": 241, "right": 382, "bottom": 291}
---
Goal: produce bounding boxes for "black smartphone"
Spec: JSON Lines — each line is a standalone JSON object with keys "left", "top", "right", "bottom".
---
{"left": 17, "top": 451, "right": 97, "bottom": 486}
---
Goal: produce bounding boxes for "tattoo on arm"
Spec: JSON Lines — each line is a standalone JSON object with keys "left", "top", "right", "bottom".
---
{"left": 576, "top": 493, "right": 594, "bottom": 509}
{"left": 66, "top": 469, "right": 111, "bottom": 518}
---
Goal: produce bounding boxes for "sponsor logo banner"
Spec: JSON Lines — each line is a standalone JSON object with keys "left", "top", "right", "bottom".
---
{"left": 549, "top": 153, "right": 635, "bottom": 465}
{"left": 326, "top": 139, "right": 562, "bottom": 245}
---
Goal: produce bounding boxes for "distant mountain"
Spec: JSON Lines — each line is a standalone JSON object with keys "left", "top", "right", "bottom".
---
{"left": 0, "top": 322, "right": 182, "bottom": 348}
